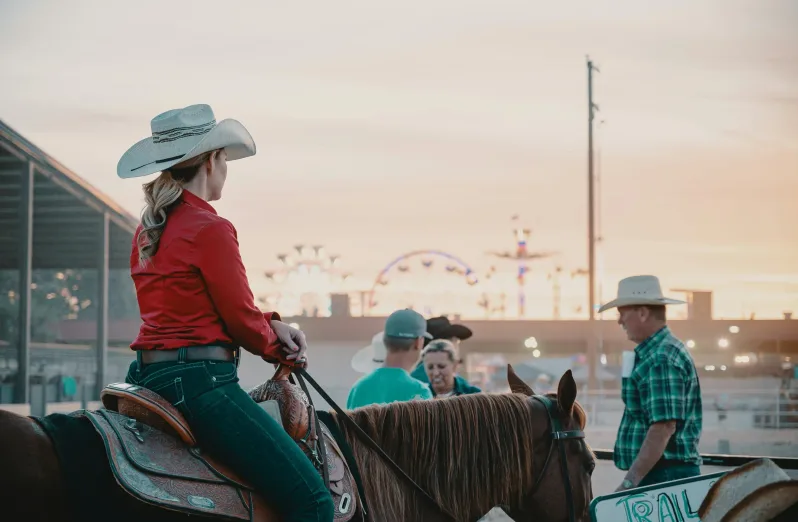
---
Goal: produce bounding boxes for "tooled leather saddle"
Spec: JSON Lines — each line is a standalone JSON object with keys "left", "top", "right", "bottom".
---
{"left": 85, "top": 365, "right": 361, "bottom": 521}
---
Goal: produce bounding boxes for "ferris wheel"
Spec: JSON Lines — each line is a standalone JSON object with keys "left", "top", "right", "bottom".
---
{"left": 258, "top": 244, "right": 351, "bottom": 317}
{"left": 367, "top": 250, "right": 480, "bottom": 317}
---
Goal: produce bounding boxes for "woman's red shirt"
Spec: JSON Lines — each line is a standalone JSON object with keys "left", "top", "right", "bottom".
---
{"left": 129, "top": 190, "right": 283, "bottom": 362}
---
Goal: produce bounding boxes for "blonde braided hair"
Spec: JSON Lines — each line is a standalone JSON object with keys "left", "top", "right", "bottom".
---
{"left": 136, "top": 150, "right": 218, "bottom": 266}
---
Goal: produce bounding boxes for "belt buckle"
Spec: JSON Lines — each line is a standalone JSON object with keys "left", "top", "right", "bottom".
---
{"left": 233, "top": 348, "right": 241, "bottom": 368}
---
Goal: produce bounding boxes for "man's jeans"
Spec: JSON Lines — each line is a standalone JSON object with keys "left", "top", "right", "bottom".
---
{"left": 638, "top": 462, "right": 701, "bottom": 487}
{"left": 125, "top": 358, "right": 334, "bottom": 522}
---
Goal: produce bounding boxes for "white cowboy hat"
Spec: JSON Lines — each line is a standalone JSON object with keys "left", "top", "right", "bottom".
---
{"left": 351, "top": 332, "right": 387, "bottom": 375}
{"left": 699, "top": 458, "right": 798, "bottom": 522}
{"left": 117, "top": 104, "right": 256, "bottom": 179}
{"left": 597, "top": 275, "right": 685, "bottom": 313}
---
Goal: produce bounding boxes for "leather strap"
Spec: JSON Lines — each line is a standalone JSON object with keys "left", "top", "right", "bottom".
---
{"left": 290, "top": 373, "right": 330, "bottom": 488}
{"left": 297, "top": 368, "right": 457, "bottom": 522}
{"left": 317, "top": 410, "right": 370, "bottom": 521}
{"left": 137, "top": 346, "right": 238, "bottom": 365}
{"left": 530, "top": 395, "right": 584, "bottom": 522}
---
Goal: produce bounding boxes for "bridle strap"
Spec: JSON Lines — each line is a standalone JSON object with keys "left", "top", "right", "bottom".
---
{"left": 297, "top": 368, "right": 458, "bottom": 522}
{"left": 290, "top": 372, "right": 330, "bottom": 487}
{"left": 554, "top": 430, "right": 586, "bottom": 440}
{"left": 559, "top": 439, "right": 577, "bottom": 522}
{"left": 529, "top": 395, "right": 585, "bottom": 522}
{"left": 530, "top": 436, "right": 556, "bottom": 493}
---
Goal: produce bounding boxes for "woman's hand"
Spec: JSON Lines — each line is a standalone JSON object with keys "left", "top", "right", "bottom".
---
{"left": 271, "top": 320, "right": 308, "bottom": 366}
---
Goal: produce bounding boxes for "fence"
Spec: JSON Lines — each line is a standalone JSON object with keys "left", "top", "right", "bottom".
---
{"left": 591, "top": 449, "right": 798, "bottom": 470}
{"left": 581, "top": 387, "right": 798, "bottom": 426}
{"left": 578, "top": 387, "right": 798, "bottom": 458}
{"left": 0, "top": 382, "right": 101, "bottom": 416}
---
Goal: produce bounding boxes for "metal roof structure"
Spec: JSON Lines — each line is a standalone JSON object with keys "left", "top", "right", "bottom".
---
{"left": 0, "top": 119, "right": 137, "bottom": 269}
{"left": 0, "top": 117, "right": 138, "bottom": 403}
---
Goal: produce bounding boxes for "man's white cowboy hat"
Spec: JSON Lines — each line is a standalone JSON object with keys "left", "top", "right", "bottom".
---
{"left": 117, "top": 104, "right": 256, "bottom": 179}
{"left": 699, "top": 458, "right": 798, "bottom": 522}
{"left": 597, "top": 275, "right": 685, "bottom": 313}
{"left": 351, "top": 332, "right": 387, "bottom": 375}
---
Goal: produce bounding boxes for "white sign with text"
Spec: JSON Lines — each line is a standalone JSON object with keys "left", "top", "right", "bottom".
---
{"left": 590, "top": 471, "right": 726, "bottom": 522}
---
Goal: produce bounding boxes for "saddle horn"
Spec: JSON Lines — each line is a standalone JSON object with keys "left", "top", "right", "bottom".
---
{"left": 271, "top": 363, "right": 293, "bottom": 382}
{"left": 254, "top": 363, "right": 332, "bottom": 493}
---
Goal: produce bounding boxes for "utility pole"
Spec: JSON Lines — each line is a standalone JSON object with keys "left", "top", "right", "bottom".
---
{"left": 587, "top": 56, "right": 599, "bottom": 321}
{"left": 587, "top": 56, "right": 600, "bottom": 391}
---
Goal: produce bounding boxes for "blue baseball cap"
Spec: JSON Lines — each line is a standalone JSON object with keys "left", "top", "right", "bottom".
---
{"left": 384, "top": 309, "right": 432, "bottom": 340}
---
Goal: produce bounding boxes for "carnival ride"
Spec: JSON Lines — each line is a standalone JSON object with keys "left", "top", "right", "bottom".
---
{"left": 486, "top": 216, "right": 557, "bottom": 318}
{"left": 366, "top": 250, "right": 482, "bottom": 317}
{"left": 258, "top": 244, "right": 351, "bottom": 317}
{"left": 258, "top": 218, "right": 588, "bottom": 319}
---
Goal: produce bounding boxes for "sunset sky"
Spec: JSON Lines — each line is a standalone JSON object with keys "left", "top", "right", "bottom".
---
{"left": 1, "top": 0, "right": 796, "bottom": 319}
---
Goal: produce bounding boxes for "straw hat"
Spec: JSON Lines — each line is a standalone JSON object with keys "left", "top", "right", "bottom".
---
{"left": 117, "top": 104, "right": 255, "bottom": 179}
{"left": 598, "top": 275, "right": 685, "bottom": 313}
{"left": 699, "top": 458, "right": 798, "bottom": 522}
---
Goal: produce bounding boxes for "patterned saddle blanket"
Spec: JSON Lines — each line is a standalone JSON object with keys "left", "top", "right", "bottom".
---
{"left": 88, "top": 381, "right": 360, "bottom": 521}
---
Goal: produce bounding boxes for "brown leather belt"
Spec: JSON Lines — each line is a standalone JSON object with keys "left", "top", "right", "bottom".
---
{"left": 138, "top": 345, "right": 238, "bottom": 365}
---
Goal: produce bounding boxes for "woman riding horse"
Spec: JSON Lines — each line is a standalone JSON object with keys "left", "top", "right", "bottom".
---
{"left": 116, "top": 103, "right": 334, "bottom": 522}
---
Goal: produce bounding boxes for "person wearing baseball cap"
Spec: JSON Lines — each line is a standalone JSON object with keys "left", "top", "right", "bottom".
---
{"left": 347, "top": 309, "right": 433, "bottom": 409}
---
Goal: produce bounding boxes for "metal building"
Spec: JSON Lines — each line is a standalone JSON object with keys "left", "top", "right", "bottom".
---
{"left": 0, "top": 118, "right": 137, "bottom": 405}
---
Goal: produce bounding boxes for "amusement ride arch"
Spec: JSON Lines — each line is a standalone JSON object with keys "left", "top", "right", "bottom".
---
{"left": 367, "top": 250, "right": 480, "bottom": 316}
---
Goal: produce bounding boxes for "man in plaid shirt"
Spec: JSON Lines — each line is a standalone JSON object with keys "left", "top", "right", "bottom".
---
{"left": 599, "top": 275, "right": 703, "bottom": 492}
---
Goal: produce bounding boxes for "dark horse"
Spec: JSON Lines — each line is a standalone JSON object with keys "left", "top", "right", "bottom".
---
{"left": 0, "top": 366, "right": 594, "bottom": 521}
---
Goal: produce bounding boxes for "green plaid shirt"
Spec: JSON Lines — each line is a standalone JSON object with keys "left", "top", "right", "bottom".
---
{"left": 614, "top": 326, "right": 703, "bottom": 470}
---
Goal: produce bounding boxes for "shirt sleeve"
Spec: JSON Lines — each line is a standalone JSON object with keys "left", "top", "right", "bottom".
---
{"left": 643, "top": 358, "right": 688, "bottom": 423}
{"left": 418, "top": 385, "right": 433, "bottom": 401}
{"left": 193, "top": 220, "right": 285, "bottom": 362}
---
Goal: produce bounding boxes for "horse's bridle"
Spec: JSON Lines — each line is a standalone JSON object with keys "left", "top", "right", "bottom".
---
{"left": 526, "top": 395, "right": 586, "bottom": 522}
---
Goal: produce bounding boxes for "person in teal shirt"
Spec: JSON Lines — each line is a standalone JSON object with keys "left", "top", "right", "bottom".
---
{"left": 410, "top": 316, "right": 478, "bottom": 393}
{"left": 347, "top": 309, "right": 433, "bottom": 409}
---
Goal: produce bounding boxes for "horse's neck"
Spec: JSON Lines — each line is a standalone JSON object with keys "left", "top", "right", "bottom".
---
{"left": 344, "top": 437, "right": 470, "bottom": 522}
{"left": 338, "top": 410, "right": 525, "bottom": 522}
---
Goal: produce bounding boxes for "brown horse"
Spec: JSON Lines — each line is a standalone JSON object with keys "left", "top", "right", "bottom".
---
{"left": 0, "top": 366, "right": 593, "bottom": 522}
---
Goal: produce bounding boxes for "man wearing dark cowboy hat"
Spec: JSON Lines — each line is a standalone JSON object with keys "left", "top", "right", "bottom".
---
{"left": 411, "top": 316, "right": 481, "bottom": 395}
{"left": 425, "top": 316, "right": 475, "bottom": 345}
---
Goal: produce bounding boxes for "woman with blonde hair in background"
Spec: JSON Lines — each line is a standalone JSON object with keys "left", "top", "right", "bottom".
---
{"left": 116, "top": 104, "right": 334, "bottom": 522}
{"left": 421, "top": 339, "right": 481, "bottom": 398}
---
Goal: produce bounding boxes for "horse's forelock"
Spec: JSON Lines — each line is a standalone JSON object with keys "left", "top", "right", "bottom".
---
{"left": 335, "top": 394, "right": 541, "bottom": 521}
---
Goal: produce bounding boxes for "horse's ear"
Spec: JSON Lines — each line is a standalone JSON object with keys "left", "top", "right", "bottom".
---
{"left": 507, "top": 364, "right": 535, "bottom": 396}
{"left": 557, "top": 369, "right": 577, "bottom": 413}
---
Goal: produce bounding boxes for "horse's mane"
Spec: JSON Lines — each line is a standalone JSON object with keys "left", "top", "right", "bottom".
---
{"left": 332, "top": 393, "right": 587, "bottom": 521}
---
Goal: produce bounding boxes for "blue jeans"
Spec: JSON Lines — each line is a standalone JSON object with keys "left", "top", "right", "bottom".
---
{"left": 125, "top": 358, "right": 333, "bottom": 522}
{"left": 638, "top": 463, "right": 701, "bottom": 487}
